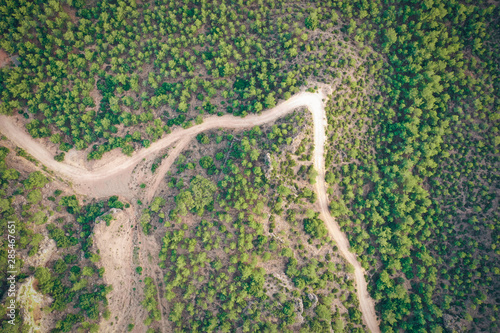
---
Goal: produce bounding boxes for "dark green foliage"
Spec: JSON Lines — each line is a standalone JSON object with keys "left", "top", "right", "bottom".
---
{"left": 54, "top": 152, "right": 65, "bottom": 162}
{"left": 0, "top": 0, "right": 325, "bottom": 159}
{"left": 305, "top": 11, "right": 319, "bottom": 30}
{"left": 34, "top": 267, "right": 54, "bottom": 294}
{"left": 64, "top": 254, "right": 77, "bottom": 264}
{"left": 59, "top": 195, "right": 80, "bottom": 214}
{"left": 189, "top": 175, "right": 216, "bottom": 214}
{"left": 196, "top": 133, "right": 210, "bottom": 144}
{"left": 54, "top": 259, "right": 68, "bottom": 274}
{"left": 54, "top": 314, "right": 84, "bottom": 333}
{"left": 47, "top": 224, "right": 77, "bottom": 248}
{"left": 304, "top": 218, "right": 328, "bottom": 239}
{"left": 108, "top": 195, "right": 124, "bottom": 209}
{"left": 320, "top": 0, "right": 500, "bottom": 331}
{"left": 23, "top": 171, "right": 49, "bottom": 190}
{"left": 0, "top": 0, "right": 498, "bottom": 331}
{"left": 199, "top": 156, "right": 214, "bottom": 169}
{"left": 172, "top": 175, "right": 216, "bottom": 218}
{"left": 76, "top": 289, "right": 107, "bottom": 320}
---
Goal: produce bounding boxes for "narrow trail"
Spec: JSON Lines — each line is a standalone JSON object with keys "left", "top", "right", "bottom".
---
{"left": 144, "top": 136, "right": 193, "bottom": 203}
{"left": 0, "top": 90, "right": 380, "bottom": 332}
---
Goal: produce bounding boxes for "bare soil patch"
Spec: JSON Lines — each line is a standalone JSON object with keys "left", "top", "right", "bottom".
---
{"left": 93, "top": 207, "right": 149, "bottom": 332}
{"left": 62, "top": 4, "right": 78, "bottom": 23}
{"left": 0, "top": 49, "right": 10, "bottom": 68}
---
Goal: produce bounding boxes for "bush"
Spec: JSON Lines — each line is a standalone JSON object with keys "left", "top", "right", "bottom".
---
{"left": 54, "top": 152, "right": 65, "bottom": 162}
{"left": 304, "top": 218, "right": 328, "bottom": 239}
{"left": 199, "top": 156, "right": 214, "bottom": 169}
{"left": 196, "top": 133, "right": 210, "bottom": 144}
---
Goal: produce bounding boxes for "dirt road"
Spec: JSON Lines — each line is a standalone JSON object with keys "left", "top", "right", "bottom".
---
{"left": 0, "top": 90, "right": 380, "bottom": 332}
{"left": 310, "top": 92, "right": 380, "bottom": 333}
{"left": 0, "top": 91, "right": 336, "bottom": 199}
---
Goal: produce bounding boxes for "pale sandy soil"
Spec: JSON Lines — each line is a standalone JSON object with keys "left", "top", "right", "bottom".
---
{"left": 92, "top": 207, "right": 148, "bottom": 333}
{"left": 93, "top": 207, "right": 171, "bottom": 333}
{"left": 0, "top": 89, "right": 380, "bottom": 332}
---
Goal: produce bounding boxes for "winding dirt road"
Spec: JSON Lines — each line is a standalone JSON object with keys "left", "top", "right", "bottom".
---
{"left": 310, "top": 94, "right": 380, "bottom": 333}
{"left": 0, "top": 90, "right": 380, "bottom": 332}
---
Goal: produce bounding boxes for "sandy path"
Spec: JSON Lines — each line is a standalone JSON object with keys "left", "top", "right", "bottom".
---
{"left": 0, "top": 90, "right": 380, "bottom": 332}
{"left": 310, "top": 93, "right": 380, "bottom": 333}
{"left": 92, "top": 208, "right": 144, "bottom": 333}
{"left": 144, "top": 136, "right": 193, "bottom": 203}
{"left": 0, "top": 92, "right": 329, "bottom": 198}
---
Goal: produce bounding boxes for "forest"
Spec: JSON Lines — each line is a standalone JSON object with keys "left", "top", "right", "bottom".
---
{"left": 0, "top": 0, "right": 498, "bottom": 332}
{"left": 152, "top": 112, "right": 365, "bottom": 332}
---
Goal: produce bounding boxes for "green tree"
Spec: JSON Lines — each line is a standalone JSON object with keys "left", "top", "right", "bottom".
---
{"left": 23, "top": 171, "right": 49, "bottom": 190}
{"left": 199, "top": 156, "right": 214, "bottom": 169}
{"left": 305, "top": 11, "right": 319, "bottom": 30}
{"left": 189, "top": 175, "right": 216, "bottom": 215}
{"left": 304, "top": 217, "right": 327, "bottom": 239}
